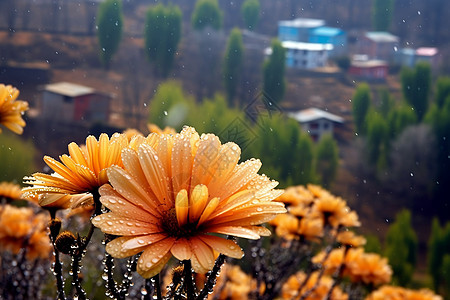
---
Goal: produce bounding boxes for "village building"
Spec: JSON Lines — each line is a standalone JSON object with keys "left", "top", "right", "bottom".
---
{"left": 41, "top": 82, "right": 111, "bottom": 123}
{"left": 274, "top": 41, "right": 333, "bottom": 69}
{"left": 357, "top": 31, "right": 399, "bottom": 61}
{"left": 278, "top": 18, "right": 325, "bottom": 42}
{"left": 348, "top": 59, "right": 389, "bottom": 81}
{"left": 288, "top": 108, "right": 344, "bottom": 141}
{"left": 309, "top": 26, "right": 347, "bottom": 57}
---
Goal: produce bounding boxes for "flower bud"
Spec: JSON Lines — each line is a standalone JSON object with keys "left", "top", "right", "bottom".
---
{"left": 55, "top": 231, "right": 77, "bottom": 254}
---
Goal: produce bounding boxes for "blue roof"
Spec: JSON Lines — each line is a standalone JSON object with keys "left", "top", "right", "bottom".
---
{"left": 311, "top": 26, "right": 344, "bottom": 37}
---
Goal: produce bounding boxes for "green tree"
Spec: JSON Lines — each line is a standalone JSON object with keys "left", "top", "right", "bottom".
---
{"left": 364, "top": 234, "right": 382, "bottom": 254}
{"left": 366, "top": 110, "right": 389, "bottom": 170}
{"left": 435, "top": 76, "right": 450, "bottom": 108}
{"left": 425, "top": 96, "right": 450, "bottom": 215}
{"left": 401, "top": 62, "right": 431, "bottom": 121}
{"left": 387, "top": 103, "right": 417, "bottom": 138}
{"left": 378, "top": 88, "right": 394, "bottom": 118}
{"left": 428, "top": 218, "right": 450, "bottom": 294}
{"left": 352, "top": 83, "right": 371, "bottom": 135}
{"left": 251, "top": 115, "right": 316, "bottom": 186}
{"left": 191, "top": 0, "right": 223, "bottom": 31}
{"left": 241, "top": 0, "right": 260, "bottom": 31}
{"left": 97, "top": 0, "right": 123, "bottom": 68}
{"left": 148, "top": 81, "right": 194, "bottom": 129}
{"left": 186, "top": 94, "right": 249, "bottom": 146}
{"left": 0, "top": 133, "right": 36, "bottom": 183}
{"left": 262, "top": 39, "right": 286, "bottom": 104}
{"left": 442, "top": 254, "right": 450, "bottom": 298}
{"left": 223, "top": 28, "right": 244, "bottom": 106}
{"left": 144, "top": 4, "right": 182, "bottom": 77}
{"left": 372, "top": 0, "right": 395, "bottom": 31}
{"left": 385, "top": 209, "right": 418, "bottom": 286}
{"left": 315, "top": 134, "right": 339, "bottom": 188}
{"left": 428, "top": 218, "right": 444, "bottom": 291}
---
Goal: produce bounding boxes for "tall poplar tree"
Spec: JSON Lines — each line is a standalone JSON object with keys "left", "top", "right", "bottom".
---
{"left": 262, "top": 39, "right": 286, "bottom": 104}
{"left": 144, "top": 4, "right": 182, "bottom": 77}
{"left": 97, "top": 0, "right": 123, "bottom": 68}
{"left": 223, "top": 28, "right": 244, "bottom": 105}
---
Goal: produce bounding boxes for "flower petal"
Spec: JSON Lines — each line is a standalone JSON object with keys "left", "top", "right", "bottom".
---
{"left": 121, "top": 233, "right": 168, "bottom": 251}
{"left": 107, "top": 165, "right": 163, "bottom": 215}
{"left": 207, "top": 142, "right": 241, "bottom": 197}
{"left": 189, "top": 184, "right": 208, "bottom": 223}
{"left": 190, "top": 134, "right": 221, "bottom": 189}
{"left": 137, "top": 237, "right": 175, "bottom": 276}
{"left": 197, "top": 235, "right": 244, "bottom": 259}
{"left": 171, "top": 130, "right": 195, "bottom": 193}
{"left": 99, "top": 184, "right": 160, "bottom": 220}
{"left": 190, "top": 237, "right": 215, "bottom": 272}
{"left": 137, "top": 144, "right": 171, "bottom": 209}
{"left": 92, "top": 213, "right": 161, "bottom": 236}
{"left": 206, "top": 225, "right": 261, "bottom": 239}
{"left": 170, "top": 238, "right": 192, "bottom": 261}
{"left": 217, "top": 158, "right": 262, "bottom": 200}
{"left": 138, "top": 251, "right": 172, "bottom": 279}
{"left": 106, "top": 237, "right": 146, "bottom": 258}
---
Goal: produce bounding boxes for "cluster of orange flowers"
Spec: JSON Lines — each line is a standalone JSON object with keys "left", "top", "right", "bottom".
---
{"left": 0, "top": 181, "right": 22, "bottom": 201}
{"left": 366, "top": 285, "right": 443, "bottom": 300}
{"left": 270, "top": 185, "right": 360, "bottom": 242}
{"left": 0, "top": 204, "right": 51, "bottom": 261}
{"left": 23, "top": 126, "right": 286, "bottom": 278}
{"left": 195, "top": 264, "right": 258, "bottom": 300}
{"left": 281, "top": 271, "right": 348, "bottom": 300}
{"left": 0, "top": 84, "right": 28, "bottom": 135}
{"left": 313, "top": 247, "right": 392, "bottom": 286}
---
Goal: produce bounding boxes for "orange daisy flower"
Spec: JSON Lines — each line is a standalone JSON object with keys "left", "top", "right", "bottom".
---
{"left": 92, "top": 127, "right": 285, "bottom": 278}
{"left": 366, "top": 285, "right": 443, "bottom": 300}
{"left": 23, "top": 133, "right": 128, "bottom": 202}
{"left": 281, "top": 271, "right": 348, "bottom": 300}
{"left": 0, "top": 181, "right": 22, "bottom": 201}
{"left": 123, "top": 128, "right": 144, "bottom": 141}
{"left": 148, "top": 123, "right": 176, "bottom": 135}
{"left": 312, "top": 195, "right": 350, "bottom": 228}
{"left": 337, "top": 230, "right": 366, "bottom": 248}
{"left": 0, "top": 204, "right": 51, "bottom": 260}
{"left": 346, "top": 248, "right": 392, "bottom": 285}
{"left": 0, "top": 84, "right": 28, "bottom": 135}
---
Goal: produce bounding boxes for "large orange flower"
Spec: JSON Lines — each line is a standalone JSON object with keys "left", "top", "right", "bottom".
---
{"left": 23, "top": 133, "right": 128, "bottom": 204}
{"left": 92, "top": 127, "right": 285, "bottom": 278}
{"left": 0, "top": 84, "right": 28, "bottom": 135}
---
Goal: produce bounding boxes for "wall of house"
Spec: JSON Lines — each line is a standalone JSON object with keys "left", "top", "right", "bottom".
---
{"left": 285, "top": 48, "right": 329, "bottom": 69}
{"left": 302, "top": 119, "right": 334, "bottom": 141}
{"left": 41, "top": 91, "right": 74, "bottom": 121}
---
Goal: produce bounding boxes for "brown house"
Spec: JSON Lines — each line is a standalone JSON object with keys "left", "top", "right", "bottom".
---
{"left": 357, "top": 31, "right": 399, "bottom": 61}
{"left": 348, "top": 60, "right": 389, "bottom": 81}
{"left": 41, "top": 82, "right": 111, "bottom": 123}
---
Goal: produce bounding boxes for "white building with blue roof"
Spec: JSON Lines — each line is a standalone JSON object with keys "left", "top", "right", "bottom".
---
{"left": 309, "top": 26, "right": 347, "bottom": 57}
